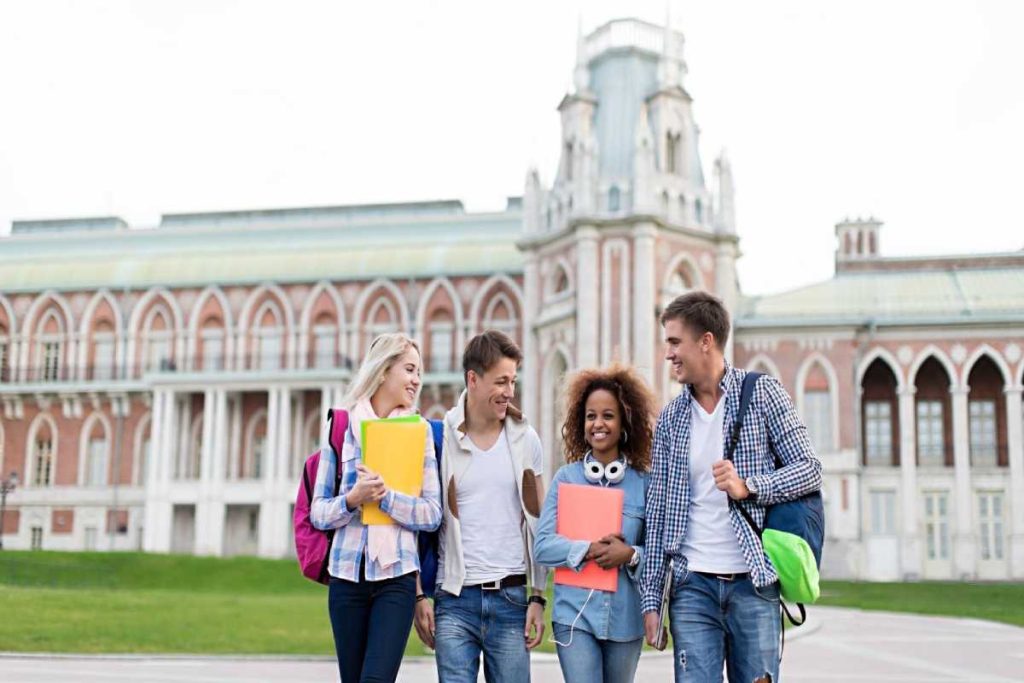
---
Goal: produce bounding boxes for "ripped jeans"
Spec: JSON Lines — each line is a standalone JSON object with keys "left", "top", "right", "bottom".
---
{"left": 668, "top": 571, "right": 781, "bottom": 683}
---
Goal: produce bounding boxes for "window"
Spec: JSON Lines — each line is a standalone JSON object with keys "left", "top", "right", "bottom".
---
{"left": 923, "top": 491, "right": 949, "bottom": 560}
{"left": 93, "top": 334, "right": 115, "bottom": 380}
{"left": 564, "top": 141, "right": 574, "bottom": 181}
{"left": 86, "top": 438, "right": 107, "bottom": 486}
{"left": 313, "top": 326, "right": 335, "bottom": 369}
{"left": 804, "top": 389, "right": 833, "bottom": 455}
{"left": 608, "top": 186, "right": 621, "bottom": 212}
{"left": 869, "top": 490, "right": 896, "bottom": 535}
{"left": 978, "top": 492, "right": 1005, "bottom": 561}
{"left": 695, "top": 198, "right": 704, "bottom": 224}
{"left": 864, "top": 401, "right": 893, "bottom": 465}
{"left": 257, "top": 330, "right": 283, "bottom": 371}
{"left": 41, "top": 340, "right": 61, "bottom": 381}
{"left": 429, "top": 323, "right": 453, "bottom": 373}
{"left": 969, "top": 400, "right": 997, "bottom": 466}
{"left": 248, "top": 509, "right": 259, "bottom": 542}
{"left": 917, "top": 400, "right": 945, "bottom": 465}
{"left": 33, "top": 439, "right": 53, "bottom": 487}
{"left": 666, "top": 133, "right": 680, "bottom": 175}
{"left": 31, "top": 526, "right": 43, "bottom": 550}
{"left": 146, "top": 333, "right": 172, "bottom": 372}
{"left": 0, "top": 338, "right": 8, "bottom": 381}
{"left": 250, "top": 435, "right": 266, "bottom": 479}
{"left": 201, "top": 329, "right": 225, "bottom": 371}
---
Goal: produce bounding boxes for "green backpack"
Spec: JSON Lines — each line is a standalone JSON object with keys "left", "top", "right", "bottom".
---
{"left": 726, "top": 372, "right": 825, "bottom": 626}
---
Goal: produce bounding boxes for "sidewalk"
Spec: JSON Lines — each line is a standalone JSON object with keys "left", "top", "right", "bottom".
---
{"left": 3, "top": 606, "right": 1023, "bottom": 682}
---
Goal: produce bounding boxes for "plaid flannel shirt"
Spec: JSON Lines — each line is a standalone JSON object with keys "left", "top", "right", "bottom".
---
{"left": 639, "top": 363, "right": 822, "bottom": 613}
{"left": 310, "top": 418, "right": 442, "bottom": 582}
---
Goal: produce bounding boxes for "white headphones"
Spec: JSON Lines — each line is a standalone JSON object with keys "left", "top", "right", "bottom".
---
{"left": 583, "top": 452, "right": 626, "bottom": 485}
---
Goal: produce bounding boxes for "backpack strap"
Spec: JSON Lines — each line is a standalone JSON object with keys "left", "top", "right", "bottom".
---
{"left": 724, "top": 372, "right": 763, "bottom": 538}
{"left": 326, "top": 409, "right": 349, "bottom": 497}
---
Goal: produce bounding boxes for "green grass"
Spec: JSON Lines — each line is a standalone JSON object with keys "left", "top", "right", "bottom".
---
{"left": 2, "top": 553, "right": 1021, "bottom": 655}
{"left": 817, "top": 580, "right": 1024, "bottom": 628}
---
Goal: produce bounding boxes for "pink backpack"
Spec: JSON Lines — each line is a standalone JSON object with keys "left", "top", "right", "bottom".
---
{"left": 294, "top": 408, "right": 349, "bottom": 584}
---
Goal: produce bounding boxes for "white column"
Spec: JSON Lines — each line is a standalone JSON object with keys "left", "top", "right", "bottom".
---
{"left": 176, "top": 395, "right": 190, "bottom": 480}
{"left": 522, "top": 253, "right": 540, "bottom": 424}
{"left": 575, "top": 225, "right": 599, "bottom": 370}
{"left": 195, "top": 389, "right": 222, "bottom": 556}
{"left": 259, "top": 388, "right": 281, "bottom": 557}
{"left": 951, "top": 387, "right": 975, "bottom": 578}
{"left": 228, "top": 395, "right": 242, "bottom": 480}
{"left": 897, "top": 387, "right": 921, "bottom": 579}
{"left": 277, "top": 388, "right": 293, "bottom": 482}
{"left": 632, "top": 223, "right": 657, "bottom": 385}
{"left": 714, "top": 240, "right": 740, "bottom": 364}
{"left": 1005, "top": 385, "right": 1024, "bottom": 578}
{"left": 143, "top": 389, "right": 167, "bottom": 552}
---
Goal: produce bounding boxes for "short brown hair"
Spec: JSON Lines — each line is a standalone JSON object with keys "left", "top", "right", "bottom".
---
{"left": 462, "top": 330, "right": 523, "bottom": 382}
{"left": 660, "top": 290, "right": 731, "bottom": 349}
{"left": 560, "top": 364, "right": 657, "bottom": 472}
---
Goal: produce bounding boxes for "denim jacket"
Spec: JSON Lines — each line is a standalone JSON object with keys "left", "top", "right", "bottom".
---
{"left": 534, "top": 460, "right": 648, "bottom": 642}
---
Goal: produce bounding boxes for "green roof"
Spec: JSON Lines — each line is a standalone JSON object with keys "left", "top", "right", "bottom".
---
{"left": 0, "top": 206, "right": 524, "bottom": 292}
{"left": 738, "top": 266, "right": 1024, "bottom": 328}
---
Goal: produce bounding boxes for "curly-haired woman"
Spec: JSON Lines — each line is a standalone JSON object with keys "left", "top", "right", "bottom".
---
{"left": 534, "top": 363, "right": 657, "bottom": 683}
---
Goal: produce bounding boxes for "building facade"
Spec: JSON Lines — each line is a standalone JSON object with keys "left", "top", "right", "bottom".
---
{"left": 1, "top": 18, "right": 1021, "bottom": 581}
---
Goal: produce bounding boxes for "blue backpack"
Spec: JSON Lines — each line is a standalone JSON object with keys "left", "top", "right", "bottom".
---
{"left": 418, "top": 419, "right": 445, "bottom": 597}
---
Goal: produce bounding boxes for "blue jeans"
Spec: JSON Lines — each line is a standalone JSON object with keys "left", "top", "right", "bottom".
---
{"left": 668, "top": 572, "right": 781, "bottom": 683}
{"left": 434, "top": 585, "right": 530, "bottom": 683}
{"left": 553, "top": 623, "right": 642, "bottom": 683}
{"left": 327, "top": 572, "right": 416, "bottom": 683}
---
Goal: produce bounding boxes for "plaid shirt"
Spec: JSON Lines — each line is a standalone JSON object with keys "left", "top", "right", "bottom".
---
{"left": 310, "top": 418, "right": 442, "bottom": 582}
{"left": 639, "top": 363, "right": 822, "bottom": 613}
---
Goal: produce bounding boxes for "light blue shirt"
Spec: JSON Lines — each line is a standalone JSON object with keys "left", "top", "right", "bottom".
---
{"left": 534, "top": 460, "right": 648, "bottom": 642}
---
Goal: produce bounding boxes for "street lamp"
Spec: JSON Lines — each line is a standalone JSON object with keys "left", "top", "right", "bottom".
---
{"left": 0, "top": 471, "right": 18, "bottom": 551}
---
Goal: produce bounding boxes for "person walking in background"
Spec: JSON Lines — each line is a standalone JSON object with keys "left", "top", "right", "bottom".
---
{"left": 534, "top": 363, "right": 657, "bottom": 683}
{"left": 311, "top": 333, "right": 442, "bottom": 683}
{"left": 413, "top": 330, "right": 548, "bottom": 683}
{"left": 640, "top": 291, "right": 822, "bottom": 683}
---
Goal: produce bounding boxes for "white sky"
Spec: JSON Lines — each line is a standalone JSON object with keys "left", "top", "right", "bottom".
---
{"left": 1, "top": 0, "right": 1021, "bottom": 296}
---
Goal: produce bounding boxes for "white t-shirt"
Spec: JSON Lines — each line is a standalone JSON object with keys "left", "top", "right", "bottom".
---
{"left": 444, "top": 428, "right": 544, "bottom": 585}
{"left": 680, "top": 395, "right": 749, "bottom": 573}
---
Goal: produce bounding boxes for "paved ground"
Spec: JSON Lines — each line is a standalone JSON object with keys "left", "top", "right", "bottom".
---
{"left": 3, "top": 607, "right": 1023, "bottom": 682}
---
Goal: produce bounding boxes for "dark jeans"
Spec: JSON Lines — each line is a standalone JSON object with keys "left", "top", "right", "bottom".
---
{"left": 327, "top": 572, "right": 416, "bottom": 683}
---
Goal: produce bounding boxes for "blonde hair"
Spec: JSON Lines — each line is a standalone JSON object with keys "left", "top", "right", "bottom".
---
{"left": 343, "top": 333, "right": 422, "bottom": 407}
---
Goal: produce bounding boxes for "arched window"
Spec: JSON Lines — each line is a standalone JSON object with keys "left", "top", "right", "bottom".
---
{"left": 666, "top": 133, "right": 681, "bottom": 175}
{"left": 244, "top": 412, "right": 268, "bottom": 479}
{"left": 312, "top": 313, "right": 337, "bottom": 370}
{"left": 0, "top": 324, "right": 9, "bottom": 382}
{"left": 967, "top": 356, "right": 1007, "bottom": 468}
{"left": 427, "top": 310, "right": 454, "bottom": 373}
{"left": 483, "top": 294, "right": 518, "bottom": 342}
{"left": 200, "top": 318, "right": 226, "bottom": 371}
{"left": 914, "top": 357, "right": 952, "bottom": 467}
{"left": 608, "top": 186, "right": 621, "bottom": 212}
{"left": 803, "top": 362, "right": 834, "bottom": 455}
{"left": 84, "top": 421, "right": 109, "bottom": 486}
{"left": 36, "top": 310, "right": 64, "bottom": 382}
{"left": 364, "top": 297, "right": 399, "bottom": 355}
{"left": 254, "top": 306, "right": 284, "bottom": 371}
{"left": 143, "top": 309, "right": 173, "bottom": 372}
{"left": 860, "top": 358, "right": 899, "bottom": 466}
{"left": 31, "top": 424, "right": 55, "bottom": 487}
{"left": 91, "top": 321, "right": 116, "bottom": 381}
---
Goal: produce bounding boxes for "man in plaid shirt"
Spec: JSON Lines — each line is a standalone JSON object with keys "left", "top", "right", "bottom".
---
{"left": 640, "top": 291, "right": 822, "bottom": 683}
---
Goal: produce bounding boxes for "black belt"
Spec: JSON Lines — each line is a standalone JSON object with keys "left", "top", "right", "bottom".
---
{"left": 474, "top": 574, "right": 527, "bottom": 590}
{"left": 695, "top": 571, "right": 749, "bottom": 582}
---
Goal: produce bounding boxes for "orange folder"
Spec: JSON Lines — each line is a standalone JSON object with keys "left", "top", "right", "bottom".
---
{"left": 554, "top": 483, "right": 624, "bottom": 592}
{"left": 361, "top": 419, "right": 427, "bottom": 526}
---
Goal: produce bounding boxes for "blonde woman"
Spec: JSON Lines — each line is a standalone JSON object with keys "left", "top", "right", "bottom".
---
{"left": 311, "top": 333, "right": 442, "bottom": 683}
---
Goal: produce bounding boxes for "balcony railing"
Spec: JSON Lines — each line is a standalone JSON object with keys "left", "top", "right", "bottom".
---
{"left": 0, "top": 353, "right": 361, "bottom": 386}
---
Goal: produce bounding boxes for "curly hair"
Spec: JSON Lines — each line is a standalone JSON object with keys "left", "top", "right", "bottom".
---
{"left": 560, "top": 363, "right": 657, "bottom": 472}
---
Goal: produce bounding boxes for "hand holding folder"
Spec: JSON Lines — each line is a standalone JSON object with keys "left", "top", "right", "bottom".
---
{"left": 554, "top": 483, "right": 624, "bottom": 592}
{"left": 361, "top": 418, "right": 427, "bottom": 526}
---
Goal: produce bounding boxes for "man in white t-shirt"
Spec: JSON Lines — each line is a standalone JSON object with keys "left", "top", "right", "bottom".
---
{"left": 414, "top": 330, "right": 548, "bottom": 683}
{"left": 640, "top": 291, "right": 822, "bottom": 683}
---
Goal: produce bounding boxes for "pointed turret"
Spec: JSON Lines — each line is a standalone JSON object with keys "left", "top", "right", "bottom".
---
{"left": 714, "top": 150, "right": 736, "bottom": 234}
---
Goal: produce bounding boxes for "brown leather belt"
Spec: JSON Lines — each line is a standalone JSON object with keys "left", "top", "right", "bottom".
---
{"left": 474, "top": 574, "right": 527, "bottom": 591}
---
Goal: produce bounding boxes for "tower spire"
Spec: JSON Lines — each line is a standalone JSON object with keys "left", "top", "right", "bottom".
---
{"left": 573, "top": 13, "right": 589, "bottom": 93}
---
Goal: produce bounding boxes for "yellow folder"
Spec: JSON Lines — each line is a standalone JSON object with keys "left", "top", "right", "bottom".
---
{"left": 361, "top": 419, "right": 428, "bottom": 526}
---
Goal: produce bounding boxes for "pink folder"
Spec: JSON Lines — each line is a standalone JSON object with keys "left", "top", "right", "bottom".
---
{"left": 554, "top": 483, "right": 624, "bottom": 592}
